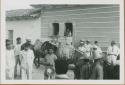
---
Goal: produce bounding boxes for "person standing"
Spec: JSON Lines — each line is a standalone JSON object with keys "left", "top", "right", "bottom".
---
{"left": 74, "top": 40, "right": 87, "bottom": 79}
{"left": 6, "top": 39, "right": 16, "bottom": 80}
{"left": 104, "top": 41, "right": 120, "bottom": 79}
{"left": 44, "top": 49, "right": 57, "bottom": 79}
{"left": 85, "top": 40, "right": 93, "bottom": 59}
{"left": 107, "top": 41, "right": 120, "bottom": 65}
{"left": 90, "top": 46, "right": 103, "bottom": 80}
{"left": 14, "top": 37, "right": 22, "bottom": 78}
{"left": 20, "top": 43, "right": 34, "bottom": 80}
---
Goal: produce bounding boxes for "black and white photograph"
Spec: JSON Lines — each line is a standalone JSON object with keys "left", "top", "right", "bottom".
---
{"left": 0, "top": 0, "right": 124, "bottom": 84}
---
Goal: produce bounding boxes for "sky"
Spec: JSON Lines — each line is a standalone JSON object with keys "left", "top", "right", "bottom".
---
{"left": 5, "top": 0, "right": 46, "bottom": 10}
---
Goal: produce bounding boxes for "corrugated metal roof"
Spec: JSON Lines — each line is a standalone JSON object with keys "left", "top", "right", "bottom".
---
{"left": 6, "top": 8, "right": 41, "bottom": 20}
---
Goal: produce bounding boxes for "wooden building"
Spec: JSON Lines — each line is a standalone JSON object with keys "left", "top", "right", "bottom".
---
{"left": 6, "top": 5, "right": 120, "bottom": 51}
{"left": 32, "top": 4, "right": 119, "bottom": 51}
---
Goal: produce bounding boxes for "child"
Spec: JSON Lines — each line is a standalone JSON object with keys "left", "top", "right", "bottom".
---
{"left": 44, "top": 49, "right": 57, "bottom": 79}
{"left": 6, "top": 39, "right": 16, "bottom": 80}
{"left": 20, "top": 43, "right": 34, "bottom": 80}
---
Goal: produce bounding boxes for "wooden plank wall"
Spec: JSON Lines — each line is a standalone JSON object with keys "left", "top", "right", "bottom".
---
{"left": 40, "top": 5, "right": 119, "bottom": 51}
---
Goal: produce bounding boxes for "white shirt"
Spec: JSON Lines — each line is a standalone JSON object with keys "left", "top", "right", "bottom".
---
{"left": 85, "top": 44, "right": 93, "bottom": 57}
{"left": 78, "top": 45, "right": 86, "bottom": 53}
{"left": 14, "top": 44, "right": 21, "bottom": 56}
{"left": 65, "top": 37, "right": 72, "bottom": 45}
{"left": 78, "top": 45, "right": 90, "bottom": 58}
{"left": 20, "top": 49, "right": 34, "bottom": 68}
{"left": 6, "top": 49, "right": 15, "bottom": 69}
{"left": 45, "top": 54, "right": 57, "bottom": 66}
{"left": 107, "top": 45, "right": 120, "bottom": 56}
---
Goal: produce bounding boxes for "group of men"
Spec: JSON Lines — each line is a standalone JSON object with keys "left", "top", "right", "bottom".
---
{"left": 74, "top": 39, "right": 120, "bottom": 79}
{"left": 6, "top": 36, "right": 120, "bottom": 80}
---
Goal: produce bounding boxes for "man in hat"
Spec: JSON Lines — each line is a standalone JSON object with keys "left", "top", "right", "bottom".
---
{"left": 107, "top": 41, "right": 120, "bottom": 65}
{"left": 77, "top": 40, "right": 93, "bottom": 79}
{"left": 21, "top": 38, "right": 34, "bottom": 51}
{"left": 90, "top": 46, "right": 103, "bottom": 80}
{"left": 74, "top": 39, "right": 88, "bottom": 79}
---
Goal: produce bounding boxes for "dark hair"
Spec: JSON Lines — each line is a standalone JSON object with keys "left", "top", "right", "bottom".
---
{"left": 55, "top": 59, "right": 68, "bottom": 74}
{"left": 16, "top": 37, "right": 21, "bottom": 41}
{"left": 24, "top": 43, "right": 31, "bottom": 48}
{"left": 6, "top": 39, "right": 10, "bottom": 43}
{"left": 6, "top": 39, "right": 11, "bottom": 45}
{"left": 94, "top": 41, "right": 98, "bottom": 44}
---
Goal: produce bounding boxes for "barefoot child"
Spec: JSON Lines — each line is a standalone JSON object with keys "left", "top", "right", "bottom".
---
{"left": 44, "top": 49, "right": 57, "bottom": 79}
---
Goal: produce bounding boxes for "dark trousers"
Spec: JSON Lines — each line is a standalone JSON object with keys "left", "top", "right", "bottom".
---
{"left": 103, "top": 62, "right": 120, "bottom": 79}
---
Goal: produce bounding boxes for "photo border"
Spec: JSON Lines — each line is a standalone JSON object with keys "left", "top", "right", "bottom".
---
{"left": 0, "top": 0, "right": 124, "bottom": 84}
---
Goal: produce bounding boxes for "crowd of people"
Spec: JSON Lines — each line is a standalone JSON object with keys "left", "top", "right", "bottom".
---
{"left": 6, "top": 37, "right": 120, "bottom": 80}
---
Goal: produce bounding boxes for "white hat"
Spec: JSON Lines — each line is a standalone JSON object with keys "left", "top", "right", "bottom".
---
{"left": 25, "top": 37, "right": 31, "bottom": 41}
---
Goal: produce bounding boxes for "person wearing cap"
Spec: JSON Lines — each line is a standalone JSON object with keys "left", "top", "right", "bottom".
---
{"left": 90, "top": 46, "right": 103, "bottom": 80}
{"left": 6, "top": 39, "right": 16, "bottom": 80}
{"left": 107, "top": 41, "right": 120, "bottom": 65}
